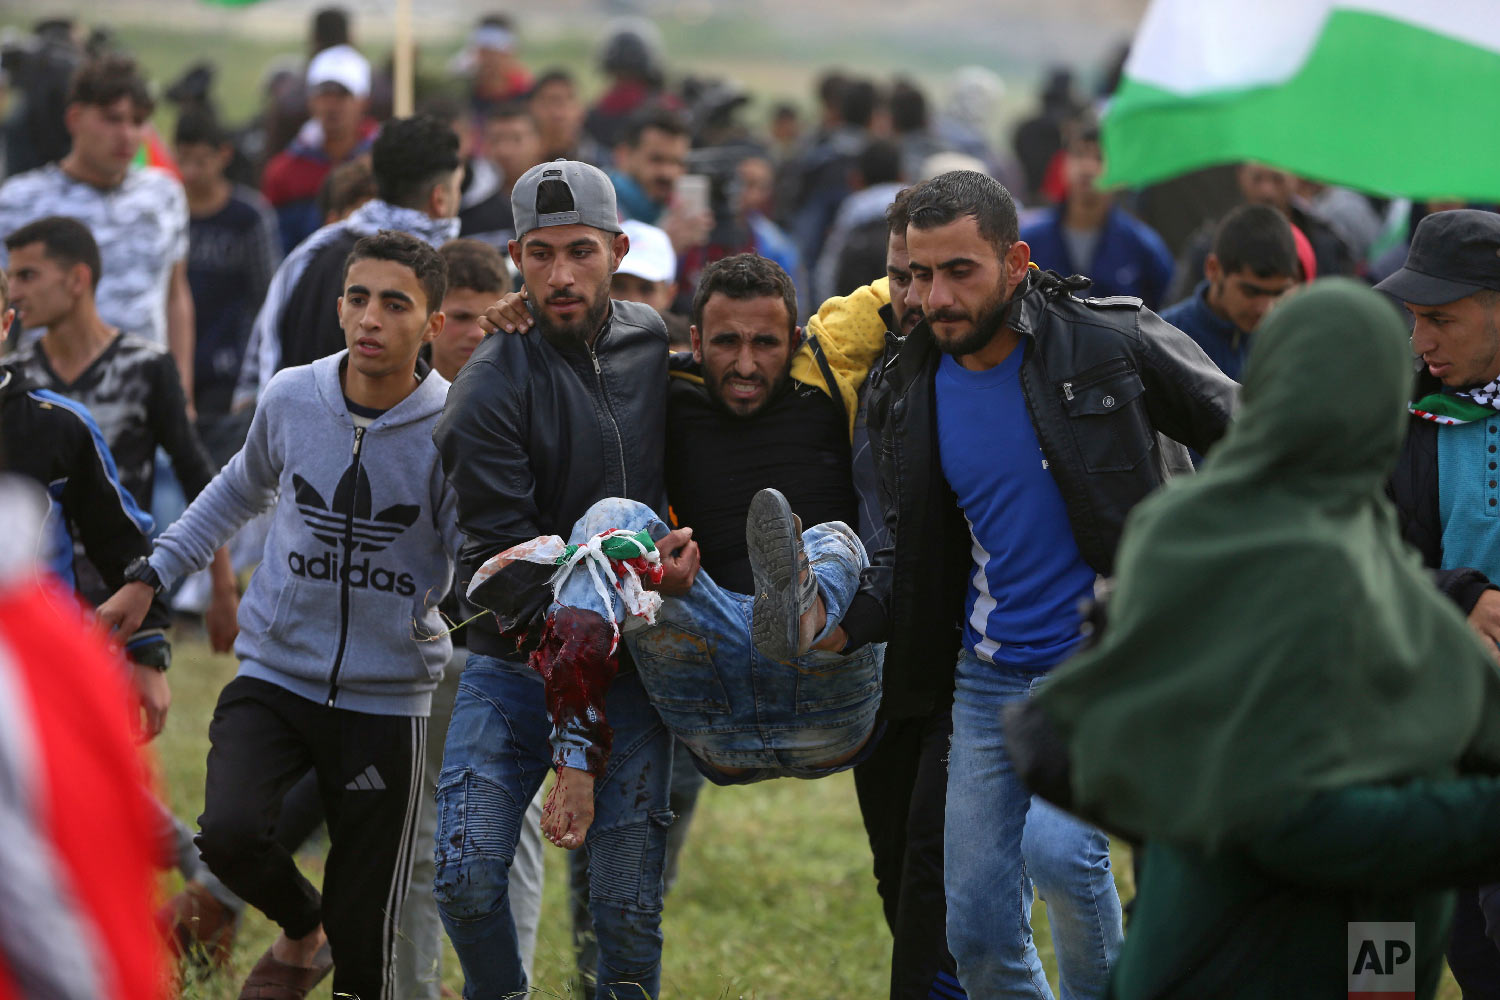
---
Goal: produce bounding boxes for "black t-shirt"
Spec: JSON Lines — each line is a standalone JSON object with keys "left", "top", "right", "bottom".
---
{"left": 665, "top": 371, "right": 857, "bottom": 595}
{"left": 188, "top": 186, "right": 281, "bottom": 415}
{"left": 343, "top": 395, "right": 389, "bottom": 426}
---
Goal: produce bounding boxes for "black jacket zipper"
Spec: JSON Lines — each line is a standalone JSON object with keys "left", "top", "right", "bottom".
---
{"left": 590, "top": 338, "right": 629, "bottom": 497}
{"left": 1060, "top": 356, "right": 1132, "bottom": 402}
{"left": 325, "top": 425, "right": 366, "bottom": 706}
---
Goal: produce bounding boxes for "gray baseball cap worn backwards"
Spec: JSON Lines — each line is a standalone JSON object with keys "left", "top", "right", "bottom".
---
{"left": 511, "top": 159, "right": 623, "bottom": 238}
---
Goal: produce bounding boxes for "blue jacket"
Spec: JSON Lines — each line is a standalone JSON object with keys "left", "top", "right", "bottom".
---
{"left": 1160, "top": 280, "right": 1249, "bottom": 382}
{"left": 1021, "top": 204, "right": 1175, "bottom": 310}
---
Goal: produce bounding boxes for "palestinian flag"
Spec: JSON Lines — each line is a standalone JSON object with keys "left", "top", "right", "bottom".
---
{"left": 132, "top": 125, "right": 179, "bottom": 180}
{"left": 1410, "top": 393, "right": 1495, "bottom": 426}
{"left": 1101, "top": 2, "right": 1500, "bottom": 200}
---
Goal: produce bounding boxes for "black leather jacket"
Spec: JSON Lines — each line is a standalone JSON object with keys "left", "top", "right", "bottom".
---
{"left": 433, "top": 299, "right": 670, "bottom": 659}
{"left": 840, "top": 270, "right": 1238, "bottom": 702}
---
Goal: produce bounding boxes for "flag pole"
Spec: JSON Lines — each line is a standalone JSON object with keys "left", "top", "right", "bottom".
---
{"left": 393, "top": 0, "right": 414, "bottom": 117}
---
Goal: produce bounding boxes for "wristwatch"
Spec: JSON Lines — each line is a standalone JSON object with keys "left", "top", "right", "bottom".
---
{"left": 122, "top": 556, "right": 164, "bottom": 595}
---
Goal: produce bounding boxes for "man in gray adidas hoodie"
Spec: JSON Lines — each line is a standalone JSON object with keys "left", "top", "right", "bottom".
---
{"left": 100, "top": 230, "right": 460, "bottom": 1000}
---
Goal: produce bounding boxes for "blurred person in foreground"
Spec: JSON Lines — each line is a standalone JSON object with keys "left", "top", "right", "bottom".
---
{"left": 1020, "top": 280, "right": 1500, "bottom": 1000}
{"left": 1019, "top": 117, "right": 1175, "bottom": 309}
{"left": 1160, "top": 204, "right": 1300, "bottom": 382}
{"left": 3, "top": 218, "right": 252, "bottom": 978}
{"left": 260, "top": 43, "right": 377, "bottom": 255}
{"left": 0, "top": 54, "right": 195, "bottom": 402}
{"left": 0, "top": 476, "right": 164, "bottom": 1000}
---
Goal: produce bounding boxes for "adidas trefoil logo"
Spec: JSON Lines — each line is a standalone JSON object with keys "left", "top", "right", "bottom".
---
{"left": 294, "top": 465, "right": 418, "bottom": 553}
{"left": 287, "top": 465, "right": 420, "bottom": 595}
{"left": 345, "top": 764, "right": 386, "bottom": 791}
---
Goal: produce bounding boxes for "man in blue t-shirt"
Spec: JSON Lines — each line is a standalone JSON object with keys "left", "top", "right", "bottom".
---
{"left": 834, "top": 169, "right": 1235, "bottom": 999}
{"left": 936, "top": 346, "right": 1098, "bottom": 671}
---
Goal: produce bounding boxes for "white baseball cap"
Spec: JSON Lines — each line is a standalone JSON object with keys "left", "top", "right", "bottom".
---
{"left": 307, "top": 44, "right": 371, "bottom": 100}
{"left": 618, "top": 220, "right": 676, "bottom": 284}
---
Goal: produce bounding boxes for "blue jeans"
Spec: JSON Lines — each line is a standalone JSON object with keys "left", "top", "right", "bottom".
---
{"left": 432, "top": 654, "right": 672, "bottom": 999}
{"left": 566, "top": 498, "right": 883, "bottom": 784}
{"left": 945, "top": 651, "right": 1123, "bottom": 999}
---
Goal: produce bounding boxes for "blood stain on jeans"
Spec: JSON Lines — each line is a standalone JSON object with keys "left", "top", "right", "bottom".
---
{"left": 530, "top": 606, "right": 618, "bottom": 775}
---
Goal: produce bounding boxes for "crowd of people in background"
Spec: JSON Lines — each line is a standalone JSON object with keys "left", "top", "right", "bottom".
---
{"left": 3, "top": 6, "right": 1500, "bottom": 1000}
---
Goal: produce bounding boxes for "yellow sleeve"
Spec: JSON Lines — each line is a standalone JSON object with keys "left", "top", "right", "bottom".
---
{"left": 792, "top": 276, "right": 893, "bottom": 440}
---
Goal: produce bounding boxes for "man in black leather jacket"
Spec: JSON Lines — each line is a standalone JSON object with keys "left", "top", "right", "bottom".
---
{"left": 431, "top": 159, "right": 695, "bottom": 1000}
{"left": 833, "top": 170, "right": 1236, "bottom": 998}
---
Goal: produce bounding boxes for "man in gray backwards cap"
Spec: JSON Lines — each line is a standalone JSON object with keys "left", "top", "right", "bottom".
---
{"left": 432, "top": 160, "right": 694, "bottom": 998}
{"left": 1382, "top": 208, "right": 1500, "bottom": 997}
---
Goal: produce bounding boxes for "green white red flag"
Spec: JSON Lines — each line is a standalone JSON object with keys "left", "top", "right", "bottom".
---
{"left": 1101, "top": 1, "right": 1500, "bottom": 199}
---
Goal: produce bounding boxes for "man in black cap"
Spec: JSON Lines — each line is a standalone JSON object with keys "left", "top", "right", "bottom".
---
{"left": 432, "top": 158, "right": 692, "bottom": 1000}
{"left": 1381, "top": 208, "right": 1500, "bottom": 993}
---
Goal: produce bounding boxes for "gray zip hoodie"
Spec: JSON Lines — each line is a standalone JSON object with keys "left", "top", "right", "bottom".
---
{"left": 149, "top": 352, "right": 461, "bottom": 716}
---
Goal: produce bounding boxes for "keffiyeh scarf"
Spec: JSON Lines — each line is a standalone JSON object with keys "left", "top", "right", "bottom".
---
{"left": 1409, "top": 379, "right": 1500, "bottom": 425}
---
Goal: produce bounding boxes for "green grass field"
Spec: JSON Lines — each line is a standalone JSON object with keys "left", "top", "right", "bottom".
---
{"left": 157, "top": 631, "right": 1465, "bottom": 998}
{"left": 156, "top": 635, "right": 1024, "bottom": 998}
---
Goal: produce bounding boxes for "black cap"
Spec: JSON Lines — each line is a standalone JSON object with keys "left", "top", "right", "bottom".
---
{"left": 1375, "top": 209, "right": 1500, "bottom": 305}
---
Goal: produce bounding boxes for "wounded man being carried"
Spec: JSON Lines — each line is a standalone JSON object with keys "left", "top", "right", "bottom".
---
{"left": 469, "top": 252, "right": 894, "bottom": 848}
{"left": 471, "top": 488, "right": 882, "bottom": 781}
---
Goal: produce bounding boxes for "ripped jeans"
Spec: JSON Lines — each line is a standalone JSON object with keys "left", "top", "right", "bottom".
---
{"left": 433, "top": 655, "right": 672, "bottom": 999}
{"left": 566, "top": 497, "right": 884, "bottom": 786}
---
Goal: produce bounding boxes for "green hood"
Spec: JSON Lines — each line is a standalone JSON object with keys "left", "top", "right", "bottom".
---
{"left": 1036, "top": 279, "right": 1500, "bottom": 850}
